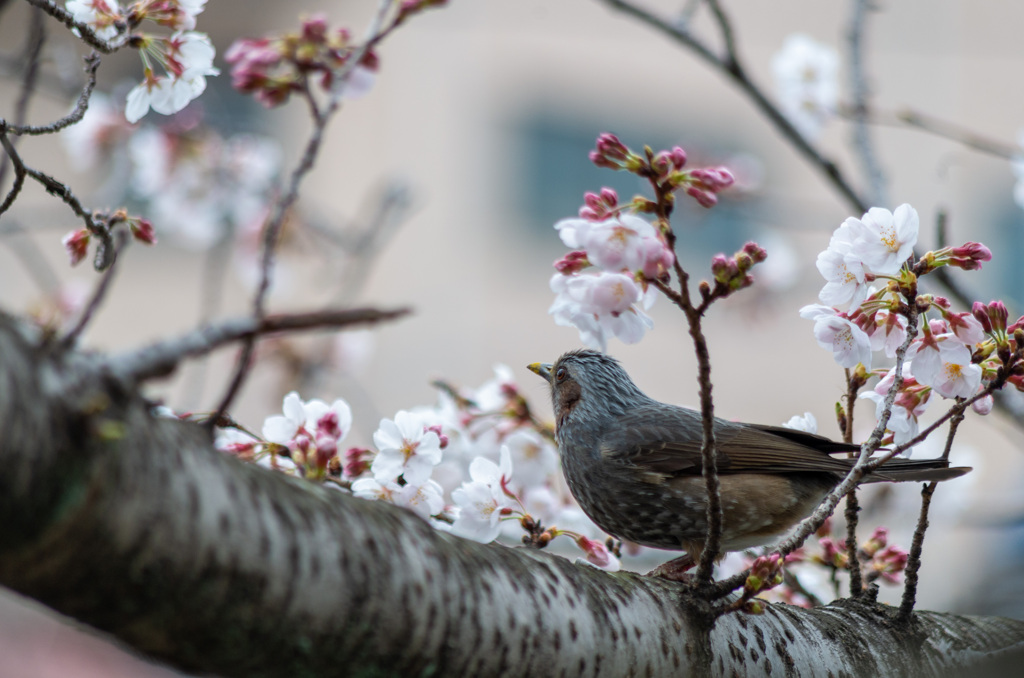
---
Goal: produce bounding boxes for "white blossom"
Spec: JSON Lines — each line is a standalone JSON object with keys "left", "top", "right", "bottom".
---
{"left": 772, "top": 34, "right": 838, "bottom": 141}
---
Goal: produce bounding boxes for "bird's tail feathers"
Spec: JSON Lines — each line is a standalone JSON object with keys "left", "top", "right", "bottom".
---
{"left": 861, "top": 458, "right": 971, "bottom": 484}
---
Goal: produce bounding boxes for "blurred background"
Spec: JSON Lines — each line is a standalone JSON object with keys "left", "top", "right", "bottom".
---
{"left": 2, "top": 0, "right": 1024, "bottom": 674}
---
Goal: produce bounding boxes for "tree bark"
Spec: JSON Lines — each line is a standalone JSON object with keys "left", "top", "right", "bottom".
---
{"left": 0, "top": 313, "right": 1022, "bottom": 677}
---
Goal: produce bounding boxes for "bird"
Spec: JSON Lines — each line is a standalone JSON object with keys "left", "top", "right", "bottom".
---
{"left": 527, "top": 349, "right": 970, "bottom": 575}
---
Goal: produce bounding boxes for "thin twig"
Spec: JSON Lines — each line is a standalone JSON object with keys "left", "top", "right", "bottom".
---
{"left": 648, "top": 172, "right": 721, "bottom": 585}
{"left": 21, "top": 0, "right": 128, "bottom": 54}
{"left": 600, "top": 0, "right": 869, "bottom": 213}
{"left": 0, "top": 7, "right": 45, "bottom": 189}
{"left": 61, "top": 229, "right": 129, "bottom": 347}
{"left": 210, "top": 0, "right": 398, "bottom": 425}
{"left": 771, "top": 300, "right": 920, "bottom": 561}
{"left": 703, "top": 0, "right": 737, "bottom": 66}
{"left": 2, "top": 53, "right": 102, "bottom": 136}
{"left": 0, "top": 132, "right": 27, "bottom": 216}
{"left": 108, "top": 307, "right": 412, "bottom": 385}
{"left": 842, "top": 368, "right": 864, "bottom": 596}
{"left": 846, "top": 0, "right": 887, "bottom": 206}
{"left": 897, "top": 407, "right": 963, "bottom": 623}
{"left": 844, "top": 491, "right": 863, "bottom": 596}
{"left": 847, "top": 107, "right": 1019, "bottom": 160}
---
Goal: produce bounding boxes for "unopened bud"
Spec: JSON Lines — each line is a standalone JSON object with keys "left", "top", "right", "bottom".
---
{"left": 743, "top": 600, "right": 765, "bottom": 615}
{"left": 554, "top": 250, "right": 590, "bottom": 275}
{"left": 669, "top": 146, "right": 687, "bottom": 169}
{"left": 686, "top": 186, "right": 717, "bottom": 208}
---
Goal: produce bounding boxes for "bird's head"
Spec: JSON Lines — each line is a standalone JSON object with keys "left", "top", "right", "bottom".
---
{"left": 528, "top": 349, "right": 646, "bottom": 431}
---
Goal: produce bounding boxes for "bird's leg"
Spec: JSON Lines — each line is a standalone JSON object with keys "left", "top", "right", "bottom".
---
{"left": 646, "top": 553, "right": 697, "bottom": 582}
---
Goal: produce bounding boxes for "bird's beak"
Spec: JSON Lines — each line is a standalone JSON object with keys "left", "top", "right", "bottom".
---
{"left": 527, "top": 362, "right": 553, "bottom": 383}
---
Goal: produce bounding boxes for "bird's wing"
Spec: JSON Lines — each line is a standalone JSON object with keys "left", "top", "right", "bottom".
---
{"left": 599, "top": 406, "right": 858, "bottom": 476}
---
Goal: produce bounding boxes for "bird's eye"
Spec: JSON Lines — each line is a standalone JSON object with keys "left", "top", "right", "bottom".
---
{"left": 555, "top": 367, "right": 567, "bottom": 382}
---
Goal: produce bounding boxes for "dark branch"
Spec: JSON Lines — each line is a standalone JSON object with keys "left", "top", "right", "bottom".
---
{"left": 108, "top": 306, "right": 412, "bottom": 385}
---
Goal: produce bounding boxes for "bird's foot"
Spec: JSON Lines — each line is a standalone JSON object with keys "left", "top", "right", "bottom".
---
{"left": 646, "top": 554, "right": 696, "bottom": 582}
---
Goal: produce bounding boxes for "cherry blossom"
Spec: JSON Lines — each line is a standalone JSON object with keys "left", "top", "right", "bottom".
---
{"left": 393, "top": 479, "right": 446, "bottom": 519}
{"left": 911, "top": 333, "right": 982, "bottom": 399}
{"left": 450, "top": 447, "right": 515, "bottom": 543}
{"left": 214, "top": 428, "right": 259, "bottom": 458}
{"left": 859, "top": 390, "right": 920, "bottom": 448}
{"left": 501, "top": 429, "right": 560, "bottom": 491}
{"left": 371, "top": 411, "right": 444, "bottom": 486}
{"left": 550, "top": 272, "right": 654, "bottom": 352}
{"left": 868, "top": 309, "right": 909, "bottom": 358}
{"left": 125, "top": 32, "right": 219, "bottom": 123}
{"left": 137, "top": 0, "right": 208, "bottom": 31}
{"left": 944, "top": 311, "right": 985, "bottom": 346}
{"left": 262, "top": 392, "right": 352, "bottom": 472}
{"left": 859, "top": 364, "right": 930, "bottom": 447}
{"left": 574, "top": 536, "right": 621, "bottom": 572}
{"left": 351, "top": 477, "right": 397, "bottom": 503}
{"left": 771, "top": 34, "right": 838, "bottom": 141}
{"left": 843, "top": 205, "right": 919, "bottom": 276}
{"left": 781, "top": 412, "right": 817, "bottom": 434}
{"left": 815, "top": 243, "right": 868, "bottom": 307}
{"left": 800, "top": 304, "right": 872, "bottom": 369}
{"left": 66, "top": 0, "right": 124, "bottom": 41}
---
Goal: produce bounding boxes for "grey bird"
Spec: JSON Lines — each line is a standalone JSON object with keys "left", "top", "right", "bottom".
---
{"left": 528, "top": 349, "right": 970, "bottom": 572}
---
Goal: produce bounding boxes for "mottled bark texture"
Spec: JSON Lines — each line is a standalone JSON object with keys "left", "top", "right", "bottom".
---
{"left": 0, "top": 314, "right": 1022, "bottom": 677}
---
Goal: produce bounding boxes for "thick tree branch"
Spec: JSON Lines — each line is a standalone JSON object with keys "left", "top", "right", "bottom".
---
{"left": 0, "top": 313, "right": 1022, "bottom": 676}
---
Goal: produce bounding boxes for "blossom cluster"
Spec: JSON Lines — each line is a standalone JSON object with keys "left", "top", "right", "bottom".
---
{"left": 61, "top": 97, "right": 281, "bottom": 270}
{"left": 225, "top": 14, "right": 378, "bottom": 108}
{"left": 800, "top": 203, "right": 1024, "bottom": 446}
{"left": 549, "top": 134, "right": 737, "bottom": 351}
{"left": 213, "top": 366, "right": 621, "bottom": 571}
{"left": 67, "top": 1, "right": 218, "bottom": 123}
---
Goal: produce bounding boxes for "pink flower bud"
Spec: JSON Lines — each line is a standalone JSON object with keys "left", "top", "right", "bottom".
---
{"left": 128, "top": 217, "right": 157, "bottom": 245}
{"left": 301, "top": 14, "right": 329, "bottom": 42}
{"left": 344, "top": 447, "right": 372, "bottom": 478}
{"left": 315, "top": 436, "right": 338, "bottom": 470}
{"left": 594, "top": 132, "right": 628, "bottom": 160}
{"left": 686, "top": 186, "right": 717, "bottom": 208}
{"left": 710, "top": 254, "right": 732, "bottom": 281}
{"left": 972, "top": 394, "right": 993, "bottom": 415}
{"left": 600, "top": 187, "right": 618, "bottom": 205}
{"left": 554, "top": 250, "right": 590, "bottom": 274}
{"left": 292, "top": 433, "right": 312, "bottom": 455}
{"left": 62, "top": 229, "right": 91, "bottom": 266}
{"left": 862, "top": 526, "right": 888, "bottom": 556}
{"left": 575, "top": 536, "right": 616, "bottom": 569}
{"left": 742, "top": 241, "right": 768, "bottom": 264}
{"left": 972, "top": 301, "right": 993, "bottom": 333}
{"left": 424, "top": 424, "right": 448, "bottom": 449}
{"left": 949, "top": 242, "right": 992, "bottom": 270}
{"left": 669, "top": 146, "right": 687, "bottom": 169}
{"left": 988, "top": 301, "right": 1009, "bottom": 332}
{"left": 651, "top": 151, "right": 671, "bottom": 177}
{"left": 588, "top": 150, "right": 618, "bottom": 169}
